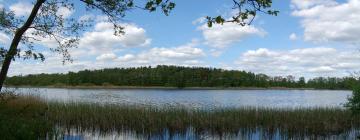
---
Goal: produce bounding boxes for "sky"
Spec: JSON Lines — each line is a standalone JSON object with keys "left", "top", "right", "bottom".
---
{"left": 1, "top": 0, "right": 360, "bottom": 78}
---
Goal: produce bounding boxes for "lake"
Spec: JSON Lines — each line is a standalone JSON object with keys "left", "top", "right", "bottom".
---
{"left": 7, "top": 87, "right": 352, "bottom": 108}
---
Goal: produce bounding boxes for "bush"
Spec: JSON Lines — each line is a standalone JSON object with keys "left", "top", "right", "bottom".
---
{"left": 345, "top": 85, "right": 360, "bottom": 114}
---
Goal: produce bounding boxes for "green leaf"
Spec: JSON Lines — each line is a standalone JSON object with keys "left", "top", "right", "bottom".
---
{"left": 215, "top": 16, "right": 225, "bottom": 24}
{"left": 207, "top": 21, "right": 212, "bottom": 28}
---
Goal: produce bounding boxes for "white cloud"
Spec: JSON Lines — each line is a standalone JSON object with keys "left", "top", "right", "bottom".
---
{"left": 192, "top": 17, "right": 206, "bottom": 25}
{"left": 115, "top": 40, "right": 206, "bottom": 66}
{"left": 9, "top": 2, "right": 32, "bottom": 17}
{"left": 235, "top": 47, "right": 360, "bottom": 77}
{"left": 79, "top": 22, "right": 151, "bottom": 56}
{"left": 243, "top": 48, "right": 278, "bottom": 58}
{"left": 292, "top": 0, "right": 360, "bottom": 44}
{"left": 8, "top": 41, "right": 206, "bottom": 76}
{"left": 0, "top": 32, "right": 10, "bottom": 44}
{"left": 198, "top": 23, "right": 266, "bottom": 49}
{"left": 7, "top": 21, "right": 154, "bottom": 75}
{"left": 289, "top": 33, "right": 298, "bottom": 41}
{"left": 117, "top": 54, "right": 135, "bottom": 61}
{"left": 9, "top": 53, "right": 91, "bottom": 76}
{"left": 290, "top": 0, "right": 337, "bottom": 9}
{"left": 10, "top": 2, "right": 74, "bottom": 18}
{"left": 308, "top": 66, "right": 335, "bottom": 73}
{"left": 96, "top": 53, "right": 117, "bottom": 61}
{"left": 57, "top": 7, "right": 73, "bottom": 18}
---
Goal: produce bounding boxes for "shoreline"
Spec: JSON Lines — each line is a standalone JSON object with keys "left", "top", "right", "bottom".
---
{"left": 3, "top": 85, "right": 350, "bottom": 90}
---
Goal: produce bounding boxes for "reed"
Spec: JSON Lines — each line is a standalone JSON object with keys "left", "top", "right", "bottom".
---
{"left": 47, "top": 102, "right": 360, "bottom": 138}
{"left": 1, "top": 94, "right": 360, "bottom": 139}
{"left": 0, "top": 93, "right": 52, "bottom": 139}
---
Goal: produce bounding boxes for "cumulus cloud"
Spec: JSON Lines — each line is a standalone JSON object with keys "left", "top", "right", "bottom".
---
{"left": 79, "top": 22, "right": 151, "bottom": 56}
{"left": 292, "top": 0, "right": 360, "bottom": 44}
{"left": 9, "top": 2, "right": 32, "bottom": 17}
{"left": 8, "top": 41, "right": 206, "bottom": 76}
{"left": 96, "top": 53, "right": 117, "bottom": 61}
{"left": 117, "top": 54, "right": 135, "bottom": 62}
{"left": 290, "top": 0, "right": 337, "bottom": 9}
{"left": 235, "top": 47, "right": 360, "bottom": 77}
{"left": 115, "top": 40, "right": 206, "bottom": 66}
{"left": 10, "top": 1, "right": 74, "bottom": 18}
{"left": 9, "top": 53, "right": 91, "bottom": 76}
{"left": 198, "top": 23, "right": 266, "bottom": 49}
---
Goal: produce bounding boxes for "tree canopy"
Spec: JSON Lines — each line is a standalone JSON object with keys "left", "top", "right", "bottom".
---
{"left": 5, "top": 65, "right": 358, "bottom": 90}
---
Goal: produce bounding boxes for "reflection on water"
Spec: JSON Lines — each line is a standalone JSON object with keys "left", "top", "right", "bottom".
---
{"left": 7, "top": 87, "right": 352, "bottom": 108}
{"left": 57, "top": 128, "right": 360, "bottom": 140}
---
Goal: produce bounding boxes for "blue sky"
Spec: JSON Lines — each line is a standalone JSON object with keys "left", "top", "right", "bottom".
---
{"left": 1, "top": 0, "right": 360, "bottom": 78}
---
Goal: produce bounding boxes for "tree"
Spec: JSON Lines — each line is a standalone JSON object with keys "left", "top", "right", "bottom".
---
{"left": 0, "top": 0, "right": 277, "bottom": 91}
{"left": 298, "top": 77, "right": 305, "bottom": 87}
{"left": 345, "top": 85, "right": 360, "bottom": 115}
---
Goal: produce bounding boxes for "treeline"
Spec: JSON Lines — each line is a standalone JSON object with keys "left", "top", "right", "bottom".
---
{"left": 5, "top": 65, "right": 359, "bottom": 89}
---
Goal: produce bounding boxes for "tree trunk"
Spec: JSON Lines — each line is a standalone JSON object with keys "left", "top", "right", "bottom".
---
{"left": 0, "top": 0, "right": 45, "bottom": 92}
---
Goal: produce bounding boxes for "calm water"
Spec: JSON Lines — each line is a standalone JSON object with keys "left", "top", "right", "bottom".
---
{"left": 7, "top": 87, "right": 352, "bottom": 108}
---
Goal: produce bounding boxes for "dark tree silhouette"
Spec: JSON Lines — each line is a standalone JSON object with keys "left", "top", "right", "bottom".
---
{"left": 5, "top": 65, "right": 357, "bottom": 90}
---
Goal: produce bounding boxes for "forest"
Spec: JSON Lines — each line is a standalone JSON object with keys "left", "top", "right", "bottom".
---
{"left": 5, "top": 65, "right": 359, "bottom": 89}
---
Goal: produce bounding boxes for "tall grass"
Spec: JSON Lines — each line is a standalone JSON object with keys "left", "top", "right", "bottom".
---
{"left": 1, "top": 94, "right": 360, "bottom": 139}
{"left": 47, "top": 102, "right": 360, "bottom": 139}
{"left": 0, "top": 92, "right": 53, "bottom": 139}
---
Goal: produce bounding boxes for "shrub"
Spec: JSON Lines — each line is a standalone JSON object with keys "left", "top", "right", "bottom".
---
{"left": 345, "top": 85, "right": 360, "bottom": 115}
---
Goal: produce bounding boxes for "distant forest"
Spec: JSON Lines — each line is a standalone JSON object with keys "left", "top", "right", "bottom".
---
{"left": 5, "top": 65, "right": 359, "bottom": 89}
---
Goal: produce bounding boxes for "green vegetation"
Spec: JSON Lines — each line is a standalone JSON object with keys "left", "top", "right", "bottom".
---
{"left": 1, "top": 94, "right": 360, "bottom": 139}
{"left": 50, "top": 103, "right": 360, "bottom": 138}
{"left": 346, "top": 85, "right": 360, "bottom": 114}
{"left": 5, "top": 65, "right": 359, "bottom": 89}
{"left": 0, "top": 93, "right": 52, "bottom": 139}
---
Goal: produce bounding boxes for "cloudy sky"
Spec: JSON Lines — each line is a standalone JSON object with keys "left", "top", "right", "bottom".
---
{"left": 1, "top": 0, "right": 360, "bottom": 78}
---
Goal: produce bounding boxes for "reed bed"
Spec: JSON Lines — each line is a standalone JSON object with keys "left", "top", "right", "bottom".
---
{"left": 0, "top": 93, "right": 52, "bottom": 139}
{"left": 47, "top": 102, "right": 360, "bottom": 138}
{"left": 1, "top": 94, "right": 360, "bottom": 139}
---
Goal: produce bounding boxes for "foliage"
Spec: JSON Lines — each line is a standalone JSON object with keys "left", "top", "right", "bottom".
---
{"left": 345, "top": 84, "right": 360, "bottom": 114}
{"left": 5, "top": 65, "right": 359, "bottom": 89}
{"left": 206, "top": 0, "right": 279, "bottom": 27}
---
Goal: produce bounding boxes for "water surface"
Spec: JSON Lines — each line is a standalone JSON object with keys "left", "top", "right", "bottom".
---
{"left": 8, "top": 87, "right": 352, "bottom": 108}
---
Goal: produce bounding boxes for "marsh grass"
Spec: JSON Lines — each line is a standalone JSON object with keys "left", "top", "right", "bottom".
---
{"left": 1, "top": 94, "right": 360, "bottom": 139}
{"left": 0, "top": 92, "right": 53, "bottom": 139}
{"left": 47, "top": 102, "right": 360, "bottom": 139}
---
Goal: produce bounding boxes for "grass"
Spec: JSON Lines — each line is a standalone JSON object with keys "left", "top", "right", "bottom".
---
{"left": 0, "top": 92, "right": 53, "bottom": 139}
{"left": 48, "top": 103, "right": 360, "bottom": 138}
{"left": 1, "top": 94, "right": 360, "bottom": 139}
